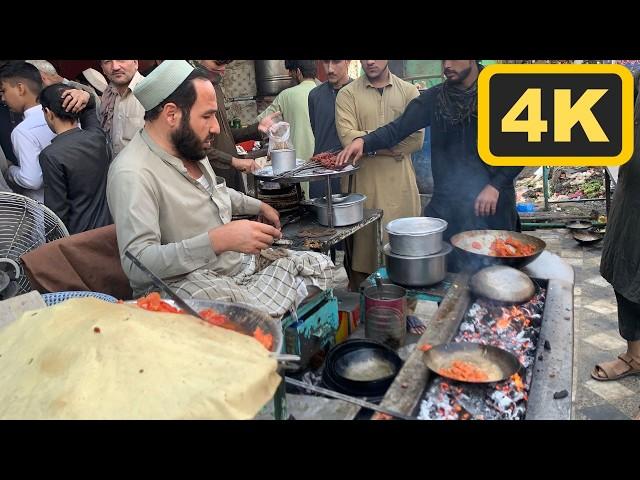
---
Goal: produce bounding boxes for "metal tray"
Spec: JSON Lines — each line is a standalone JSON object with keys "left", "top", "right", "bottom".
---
{"left": 253, "top": 163, "right": 359, "bottom": 183}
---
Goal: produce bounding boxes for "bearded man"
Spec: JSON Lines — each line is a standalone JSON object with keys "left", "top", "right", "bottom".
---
{"left": 107, "top": 61, "right": 333, "bottom": 318}
{"left": 338, "top": 60, "right": 523, "bottom": 250}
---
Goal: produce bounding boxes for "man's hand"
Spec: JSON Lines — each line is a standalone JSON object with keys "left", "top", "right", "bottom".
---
{"left": 474, "top": 184, "right": 500, "bottom": 217}
{"left": 209, "top": 220, "right": 282, "bottom": 255}
{"left": 258, "top": 111, "right": 282, "bottom": 134}
{"left": 61, "top": 89, "right": 90, "bottom": 113}
{"left": 258, "top": 202, "right": 281, "bottom": 229}
{"left": 231, "top": 157, "right": 260, "bottom": 173}
{"left": 336, "top": 138, "right": 364, "bottom": 166}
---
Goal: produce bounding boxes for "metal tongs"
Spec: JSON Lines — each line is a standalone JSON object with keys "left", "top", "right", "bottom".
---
{"left": 124, "top": 251, "right": 299, "bottom": 363}
{"left": 269, "top": 160, "right": 322, "bottom": 180}
{"left": 269, "top": 148, "right": 344, "bottom": 180}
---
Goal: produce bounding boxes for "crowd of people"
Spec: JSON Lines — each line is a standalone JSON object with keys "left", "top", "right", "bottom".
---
{"left": 0, "top": 59, "right": 638, "bottom": 386}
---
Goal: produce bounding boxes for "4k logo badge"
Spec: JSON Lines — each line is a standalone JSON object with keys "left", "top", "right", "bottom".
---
{"left": 478, "top": 64, "right": 635, "bottom": 166}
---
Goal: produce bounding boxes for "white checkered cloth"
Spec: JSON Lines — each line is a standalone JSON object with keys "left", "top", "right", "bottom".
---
{"left": 163, "top": 250, "right": 334, "bottom": 318}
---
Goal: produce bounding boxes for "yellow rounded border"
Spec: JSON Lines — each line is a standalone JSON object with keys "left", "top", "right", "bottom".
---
{"left": 478, "top": 63, "right": 634, "bottom": 167}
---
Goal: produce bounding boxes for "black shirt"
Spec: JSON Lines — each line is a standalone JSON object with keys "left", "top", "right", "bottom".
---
{"left": 38, "top": 96, "right": 113, "bottom": 234}
{"left": 600, "top": 97, "right": 640, "bottom": 303}
{"left": 362, "top": 84, "right": 523, "bottom": 240}
{"left": 308, "top": 79, "right": 352, "bottom": 155}
{"left": 0, "top": 102, "right": 20, "bottom": 164}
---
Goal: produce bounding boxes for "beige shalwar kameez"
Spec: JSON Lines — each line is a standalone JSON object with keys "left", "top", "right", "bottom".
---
{"left": 335, "top": 73, "right": 424, "bottom": 275}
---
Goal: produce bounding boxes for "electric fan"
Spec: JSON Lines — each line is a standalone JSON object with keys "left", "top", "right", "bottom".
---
{"left": 0, "top": 192, "right": 69, "bottom": 299}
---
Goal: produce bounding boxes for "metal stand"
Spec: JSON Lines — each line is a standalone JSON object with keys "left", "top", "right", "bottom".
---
{"left": 543, "top": 166, "right": 550, "bottom": 211}
{"left": 273, "top": 372, "right": 288, "bottom": 420}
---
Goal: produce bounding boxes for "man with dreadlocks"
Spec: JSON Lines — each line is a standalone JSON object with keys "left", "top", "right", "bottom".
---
{"left": 337, "top": 60, "right": 523, "bottom": 255}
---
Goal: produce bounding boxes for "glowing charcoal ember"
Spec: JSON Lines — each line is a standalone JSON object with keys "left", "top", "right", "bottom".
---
{"left": 418, "top": 287, "right": 546, "bottom": 420}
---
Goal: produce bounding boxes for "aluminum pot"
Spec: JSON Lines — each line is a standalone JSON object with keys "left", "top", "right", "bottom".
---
{"left": 384, "top": 242, "right": 452, "bottom": 287}
{"left": 385, "top": 217, "right": 448, "bottom": 256}
{"left": 312, "top": 193, "right": 366, "bottom": 227}
{"left": 271, "top": 149, "right": 297, "bottom": 175}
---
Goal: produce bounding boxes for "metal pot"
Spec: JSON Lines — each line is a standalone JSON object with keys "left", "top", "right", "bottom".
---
{"left": 385, "top": 217, "right": 447, "bottom": 256}
{"left": 312, "top": 193, "right": 366, "bottom": 227}
{"left": 254, "top": 60, "right": 297, "bottom": 97}
{"left": 384, "top": 242, "right": 452, "bottom": 287}
{"left": 271, "top": 149, "right": 297, "bottom": 175}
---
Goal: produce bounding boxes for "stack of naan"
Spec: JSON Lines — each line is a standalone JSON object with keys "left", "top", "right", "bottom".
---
{"left": 0, "top": 298, "right": 281, "bottom": 419}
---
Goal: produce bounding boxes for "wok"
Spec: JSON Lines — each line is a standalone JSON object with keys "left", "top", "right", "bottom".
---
{"left": 450, "top": 230, "right": 546, "bottom": 270}
{"left": 422, "top": 342, "right": 521, "bottom": 384}
{"left": 565, "top": 220, "right": 592, "bottom": 231}
{"left": 573, "top": 230, "right": 604, "bottom": 245}
{"left": 470, "top": 265, "right": 536, "bottom": 304}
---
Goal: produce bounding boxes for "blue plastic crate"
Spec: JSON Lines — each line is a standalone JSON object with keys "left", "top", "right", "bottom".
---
{"left": 42, "top": 291, "right": 118, "bottom": 307}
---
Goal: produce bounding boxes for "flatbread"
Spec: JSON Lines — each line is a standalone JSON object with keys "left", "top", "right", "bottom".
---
{"left": 0, "top": 298, "right": 281, "bottom": 419}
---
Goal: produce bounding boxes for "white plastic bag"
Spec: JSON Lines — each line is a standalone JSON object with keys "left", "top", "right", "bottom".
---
{"left": 267, "top": 121, "right": 293, "bottom": 155}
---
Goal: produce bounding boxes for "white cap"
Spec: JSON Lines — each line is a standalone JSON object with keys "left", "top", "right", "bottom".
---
{"left": 133, "top": 60, "right": 194, "bottom": 111}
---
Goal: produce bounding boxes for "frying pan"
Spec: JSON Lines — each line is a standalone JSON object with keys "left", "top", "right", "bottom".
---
{"left": 572, "top": 230, "right": 604, "bottom": 245}
{"left": 422, "top": 342, "right": 521, "bottom": 384}
{"left": 565, "top": 220, "right": 593, "bottom": 231}
{"left": 450, "top": 230, "right": 546, "bottom": 270}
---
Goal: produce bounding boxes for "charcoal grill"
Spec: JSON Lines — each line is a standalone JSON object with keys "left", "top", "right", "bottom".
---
{"left": 349, "top": 252, "right": 574, "bottom": 420}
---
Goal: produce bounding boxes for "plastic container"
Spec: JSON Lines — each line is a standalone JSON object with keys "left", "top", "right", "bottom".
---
{"left": 41, "top": 291, "right": 117, "bottom": 307}
{"left": 517, "top": 203, "right": 536, "bottom": 213}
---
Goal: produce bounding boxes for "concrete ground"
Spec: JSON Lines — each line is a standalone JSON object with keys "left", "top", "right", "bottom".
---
{"left": 528, "top": 228, "right": 640, "bottom": 420}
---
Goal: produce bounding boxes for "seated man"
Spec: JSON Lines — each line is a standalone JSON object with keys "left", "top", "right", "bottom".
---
{"left": 39, "top": 84, "right": 112, "bottom": 234}
{"left": 107, "top": 61, "right": 333, "bottom": 318}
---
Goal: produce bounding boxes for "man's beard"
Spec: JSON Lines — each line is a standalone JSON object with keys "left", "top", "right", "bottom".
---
{"left": 445, "top": 65, "right": 472, "bottom": 86}
{"left": 171, "top": 112, "right": 210, "bottom": 161}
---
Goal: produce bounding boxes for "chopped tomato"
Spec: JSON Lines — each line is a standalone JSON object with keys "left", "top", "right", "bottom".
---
{"left": 438, "top": 360, "right": 489, "bottom": 382}
{"left": 199, "top": 308, "right": 242, "bottom": 332}
{"left": 488, "top": 237, "right": 536, "bottom": 257}
{"left": 253, "top": 327, "right": 274, "bottom": 351}
{"left": 134, "top": 296, "right": 273, "bottom": 351}
{"left": 471, "top": 241, "right": 482, "bottom": 250}
{"left": 136, "top": 292, "right": 182, "bottom": 313}
{"left": 418, "top": 343, "right": 433, "bottom": 352}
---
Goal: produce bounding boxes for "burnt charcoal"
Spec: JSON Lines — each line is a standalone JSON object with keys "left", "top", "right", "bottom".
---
{"left": 544, "top": 340, "right": 551, "bottom": 351}
{"left": 538, "top": 355, "right": 544, "bottom": 361}
{"left": 419, "top": 288, "right": 547, "bottom": 420}
{"left": 553, "top": 390, "right": 568, "bottom": 400}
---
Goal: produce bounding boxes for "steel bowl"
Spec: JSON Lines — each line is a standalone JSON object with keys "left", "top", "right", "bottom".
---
{"left": 450, "top": 230, "right": 546, "bottom": 270}
{"left": 386, "top": 217, "right": 447, "bottom": 256}
{"left": 312, "top": 193, "right": 366, "bottom": 227}
{"left": 127, "top": 298, "right": 282, "bottom": 353}
{"left": 384, "top": 242, "right": 452, "bottom": 287}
